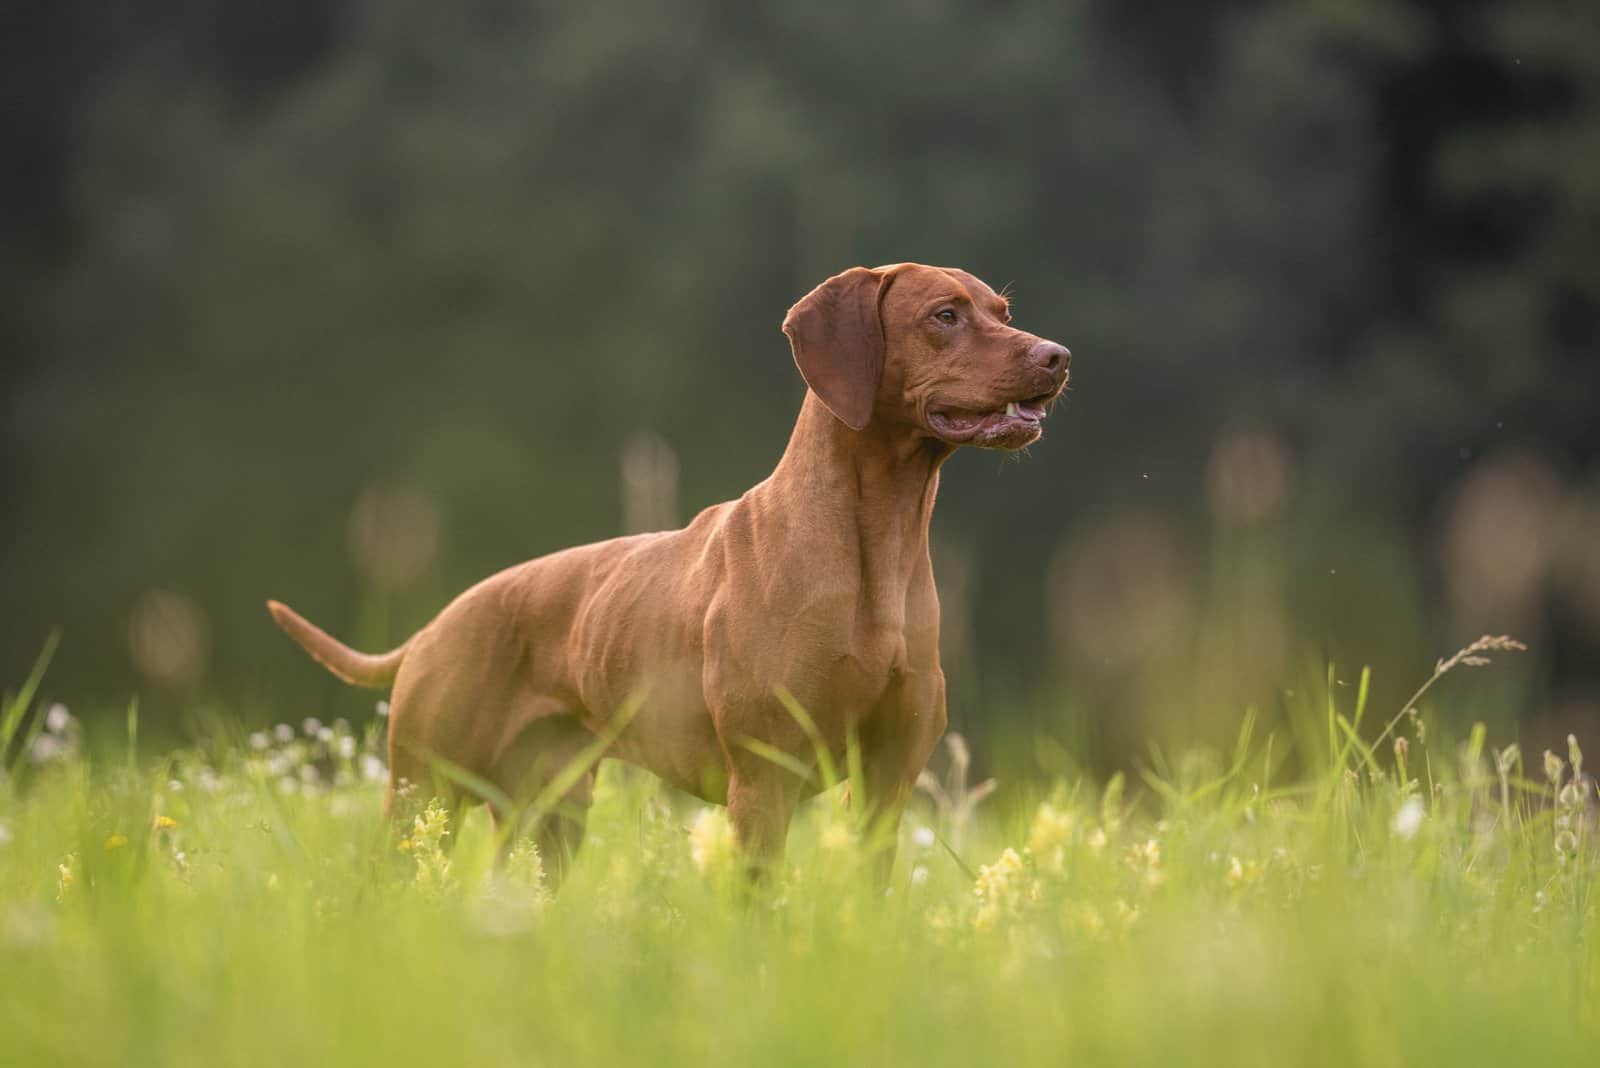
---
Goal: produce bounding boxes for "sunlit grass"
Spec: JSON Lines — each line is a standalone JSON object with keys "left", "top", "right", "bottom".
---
{"left": 1, "top": 642, "right": 1596, "bottom": 1066}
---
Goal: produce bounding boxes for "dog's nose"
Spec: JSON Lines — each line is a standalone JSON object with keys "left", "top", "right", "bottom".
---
{"left": 1026, "top": 341, "right": 1071, "bottom": 376}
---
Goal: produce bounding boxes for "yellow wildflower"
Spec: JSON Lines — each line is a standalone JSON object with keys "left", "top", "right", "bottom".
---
{"left": 56, "top": 853, "right": 78, "bottom": 904}
{"left": 103, "top": 833, "right": 128, "bottom": 852}
{"left": 975, "top": 847, "right": 1024, "bottom": 894}
{"left": 408, "top": 799, "right": 454, "bottom": 899}
{"left": 688, "top": 808, "right": 737, "bottom": 874}
{"left": 503, "top": 837, "right": 547, "bottom": 898}
{"left": 1125, "top": 838, "right": 1163, "bottom": 888}
{"left": 1066, "top": 901, "right": 1106, "bottom": 942}
{"left": 153, "top": 815, "right": 178, "bottom": 831}
{"left": 818, "top": 822, "right": 856, "bottom": 853}
{"left": 974, "top": 847, "right": 1034, "bottom": 931}
{"left": 1026, "top": 802, "right": 1074, "bottom": 873}
{"left": 1225, "top": 855, "right": 1263, "bottom": 891}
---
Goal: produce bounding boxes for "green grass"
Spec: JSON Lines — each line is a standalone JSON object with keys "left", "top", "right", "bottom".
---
{"left": 1, "top": 648, "right": 1596, "bottom": 1067}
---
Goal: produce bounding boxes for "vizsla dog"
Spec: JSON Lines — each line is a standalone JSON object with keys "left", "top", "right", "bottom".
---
{"left": 269, "top": 263, "right": 1070, "bottom": 883}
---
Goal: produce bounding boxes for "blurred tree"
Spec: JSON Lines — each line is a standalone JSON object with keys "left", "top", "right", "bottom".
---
{"left": 1, "top": 0, "right": 1594, "bottom": 767}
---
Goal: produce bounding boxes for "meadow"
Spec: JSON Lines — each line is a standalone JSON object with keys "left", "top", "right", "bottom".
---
{"left": 2, "top": 635, "right": 1595, "bottom": 1067}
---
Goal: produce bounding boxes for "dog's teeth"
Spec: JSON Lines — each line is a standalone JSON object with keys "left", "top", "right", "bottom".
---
{"left": 1006, "top": 402, "right": 1019, "bottom": 418}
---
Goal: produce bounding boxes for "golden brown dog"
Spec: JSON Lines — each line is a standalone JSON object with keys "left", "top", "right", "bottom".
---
{"left": 269, "top": 263, "right": 1070, "bottom": 883}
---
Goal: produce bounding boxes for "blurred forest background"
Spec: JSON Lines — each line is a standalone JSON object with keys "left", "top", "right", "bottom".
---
{"left": 3, "top": 0, "right": 1596, "bottom": 771}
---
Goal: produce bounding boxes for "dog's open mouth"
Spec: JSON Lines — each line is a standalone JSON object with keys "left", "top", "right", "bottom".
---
{"left": 927, "top": 393, "right": 1055, "bottom": 448}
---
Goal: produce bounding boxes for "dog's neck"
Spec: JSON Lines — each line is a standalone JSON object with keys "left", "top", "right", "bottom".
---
{"left": 765, "top": 392, "right": 952, "bottom": 608}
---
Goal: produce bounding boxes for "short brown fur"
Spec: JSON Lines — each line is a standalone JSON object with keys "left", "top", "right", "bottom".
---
{"left": 269, "top": 263, "right": 1070, "bottom": 884}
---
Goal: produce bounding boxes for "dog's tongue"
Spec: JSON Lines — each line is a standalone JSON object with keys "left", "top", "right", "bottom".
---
{"left": 930, "top": 401, "right": 1046, "bottom": 443}
{"left": 941, "top": 410, "right": 987, "bottom": 432}
{"left": 944, "top": 404, "right": 1014, "bottom": 430}
{"left": 978, "top": 403, "right": 1040, "bottom": 429}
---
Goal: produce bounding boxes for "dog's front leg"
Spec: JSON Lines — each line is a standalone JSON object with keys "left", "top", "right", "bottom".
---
{"left": 857, "top": 669, "right": 948, "bottom": 889}
{"left": 725, "top": 753, "right": 805, "bottom": 880}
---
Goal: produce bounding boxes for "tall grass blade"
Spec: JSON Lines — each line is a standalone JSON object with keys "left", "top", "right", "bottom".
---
{"left": 3, "top": 630, "right": 63, "bottom": 778}
{"left": 773, "top": 685, "right": 839, "bottom": 789}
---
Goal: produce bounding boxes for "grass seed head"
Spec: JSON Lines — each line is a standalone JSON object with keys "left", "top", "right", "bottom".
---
{"left": 1545, "top": 750, "right": 1565, "bottom": 788}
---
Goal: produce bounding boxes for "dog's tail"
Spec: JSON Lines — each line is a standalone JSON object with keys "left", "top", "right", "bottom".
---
{"left": 266, "top": 600, "right": 410, "bottom": 690}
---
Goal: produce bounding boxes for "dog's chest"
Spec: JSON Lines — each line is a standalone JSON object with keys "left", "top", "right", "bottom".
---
{"left": 706, "top": 580, "right": 926, "bottom": 700}
{"left": 827, "top": 640, "right": 911, "bottom": 720}
{"left": 790, "top": 596, "right": 931, "bottom": 712}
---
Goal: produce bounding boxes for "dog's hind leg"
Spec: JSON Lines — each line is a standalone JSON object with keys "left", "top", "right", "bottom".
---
{"left": 489, "top": 714, "right": 601, "bottom": 890}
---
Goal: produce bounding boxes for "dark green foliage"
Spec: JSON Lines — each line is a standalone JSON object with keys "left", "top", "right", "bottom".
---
{"left": 2, "top": 1, "right": 1595, "bottom": 762}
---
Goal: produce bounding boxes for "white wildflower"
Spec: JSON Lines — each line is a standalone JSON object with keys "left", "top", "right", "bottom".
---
{"left": 1392, "top": 796, "right": 1425, "bottom": 839}
{"left": 28, "top": 735, "right": 63, "bottom": 764}
{"left": 44, "top": 704, "right": 71, "bottom": 734}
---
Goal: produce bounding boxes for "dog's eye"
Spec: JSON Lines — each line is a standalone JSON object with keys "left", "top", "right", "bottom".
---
{"left": 933, "top": 308, "right": 959, "bottom": 325}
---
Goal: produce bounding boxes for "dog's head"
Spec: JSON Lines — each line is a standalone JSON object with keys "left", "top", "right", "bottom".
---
{"left": 782, "top": 263, "right": 1070, "bottom": 449}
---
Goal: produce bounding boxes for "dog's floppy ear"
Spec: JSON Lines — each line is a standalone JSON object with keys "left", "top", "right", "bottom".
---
{"left": 782, "top": 266, "right": 889, "bottom": 431}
